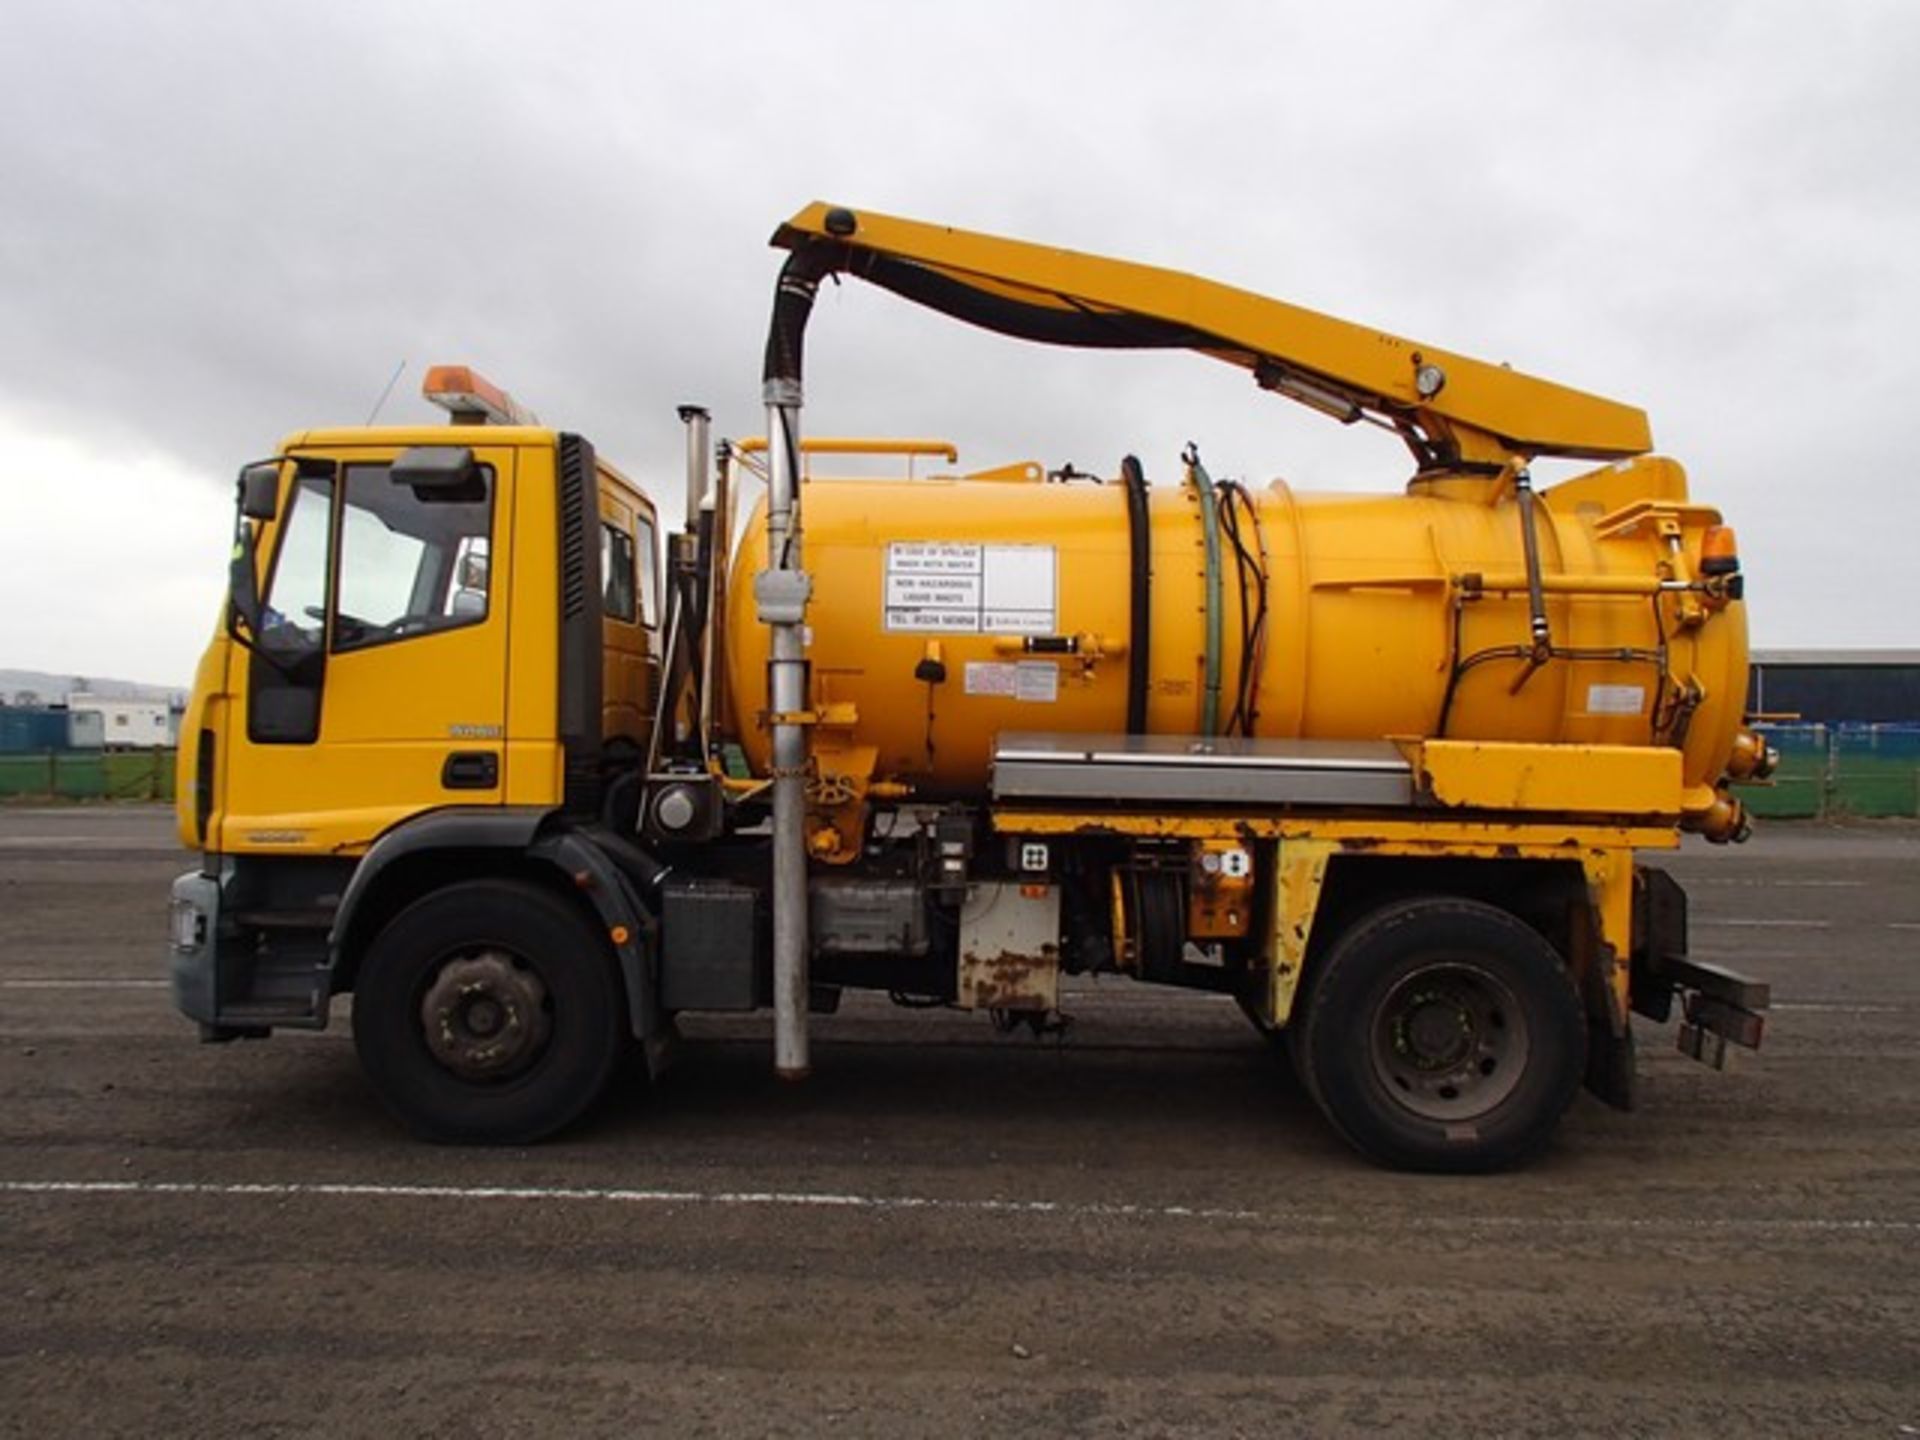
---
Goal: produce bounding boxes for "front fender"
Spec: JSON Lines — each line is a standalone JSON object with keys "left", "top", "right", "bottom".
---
{"left": 327, "top": 808, "right": 668, "bottom": 1062}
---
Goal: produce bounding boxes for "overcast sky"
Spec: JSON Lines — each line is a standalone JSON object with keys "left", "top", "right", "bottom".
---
{"left": 2, "top": 0, "right": 1915, "bottom": 687}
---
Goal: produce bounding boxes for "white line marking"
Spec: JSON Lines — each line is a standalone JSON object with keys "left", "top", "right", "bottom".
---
{"left": 1, "top": 1179, "right": 1914, "bottom": 1236}
{"left": 1688, "top": 879, "right": 1867, "bottom": 889}
{"left": 1890, "top": 923, "right": 1920, "bottom": 932}
{"left": 1, "top": 979, "right": 168, "bottom": 990}
{"left": 0, "top": 1179, "right": 1257, "bottom": 1222}
{"left": 1698, "top": 919, "right": 1831, "bottom": 929}
{"left": 1773, "top": 1002, "right": 1906, "bottom": 1014}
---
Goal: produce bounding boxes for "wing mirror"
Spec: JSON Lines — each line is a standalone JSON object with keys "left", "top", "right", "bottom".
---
{"left": 238, "top": 460, "right": 281, "bottom": 520}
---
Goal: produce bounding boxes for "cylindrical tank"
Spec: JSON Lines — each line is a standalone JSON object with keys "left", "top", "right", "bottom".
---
{"left": 726, "top": 455, "right": 1748, "bottom": 807}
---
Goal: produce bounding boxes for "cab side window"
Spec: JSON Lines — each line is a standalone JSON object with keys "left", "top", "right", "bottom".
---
{"left": 634, "top": 512, "right": 660, "bottom": 628}
{"left": 259, "top": 475, "right": 333, "bottom": 646}
{"left": 601, "top": 522, "right": 636, "bottom": 623}
{"left": 249, "top": 473, "right": 334, "bottom": 744}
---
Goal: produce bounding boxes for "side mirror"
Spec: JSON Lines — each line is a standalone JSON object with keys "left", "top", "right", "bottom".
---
{"left": 238, "top": 461, "right": 281, "bottom": 520}
{"left": 393, "top": 445, "right": 484, "bottom": 502}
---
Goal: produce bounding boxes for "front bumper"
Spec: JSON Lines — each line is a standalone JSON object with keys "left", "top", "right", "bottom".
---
{"left": 168, "top": 869, "right": 222, "bottom": 1028}
{"left": 167, "top": 865, "right": 332, "bottom": 1039}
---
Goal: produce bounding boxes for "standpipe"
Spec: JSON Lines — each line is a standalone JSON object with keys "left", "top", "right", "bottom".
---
{"left": 758, "top": 244, "right": 835, "bottom": 1080}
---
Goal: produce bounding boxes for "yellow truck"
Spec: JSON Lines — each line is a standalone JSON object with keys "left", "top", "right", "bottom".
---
{"left": 168, "top": 205, "right": 1772, "bottom": 1171}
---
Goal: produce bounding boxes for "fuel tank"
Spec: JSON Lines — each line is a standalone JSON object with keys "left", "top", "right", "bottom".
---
{"left": 725, "top": 455, "right": 1749, "bottom": 809}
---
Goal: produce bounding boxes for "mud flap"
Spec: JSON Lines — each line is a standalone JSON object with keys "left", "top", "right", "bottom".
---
{"left": 1584, "top": 1016, "right": 1637, "bottom": 1112}
{"left": 1580, "top": 939, "right": 1635, "bottom": 1112}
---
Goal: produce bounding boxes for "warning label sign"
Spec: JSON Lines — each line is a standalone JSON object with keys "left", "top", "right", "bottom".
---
{"left": 1584, "top": 683, "right": 1647, "bottom": 716}
{"left": 963, "top": 661, "right": 1060, "bottom": 703}
{"left": 884, "top": 542, "right": 1056, "bottom": 634}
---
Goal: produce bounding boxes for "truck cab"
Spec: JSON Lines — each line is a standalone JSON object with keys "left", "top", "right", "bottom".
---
{"left": 172, "top": 372, "right": 662, "bottom": 1046}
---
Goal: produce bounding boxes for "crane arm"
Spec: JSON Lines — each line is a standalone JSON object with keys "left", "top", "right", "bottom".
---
{"left": 772, "top": 202, "right": 1651, "bottom": 472}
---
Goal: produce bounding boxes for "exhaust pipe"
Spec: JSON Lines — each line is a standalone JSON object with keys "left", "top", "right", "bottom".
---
{"left": 678, "top": 405, "right": 710, "bottom": 532}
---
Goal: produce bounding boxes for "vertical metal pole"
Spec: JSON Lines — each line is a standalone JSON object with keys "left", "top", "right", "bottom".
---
{"left": 1822, "top": 724, "right": 1837, "bottom": 822}
{"left": 764, "top": 381, "right": 811, "bottom": 1080}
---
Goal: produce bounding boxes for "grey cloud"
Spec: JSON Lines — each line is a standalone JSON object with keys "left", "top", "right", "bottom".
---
{"left": 1, "top": 0, "right": 1916, "bottom": 662}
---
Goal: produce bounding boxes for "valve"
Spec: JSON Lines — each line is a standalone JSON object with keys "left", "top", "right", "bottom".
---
{"left": 1688, "top": 787, "right": 1751, "bottom": 845}
{"left": 1725, "top": 729, "right": 1779, "bottom": 782}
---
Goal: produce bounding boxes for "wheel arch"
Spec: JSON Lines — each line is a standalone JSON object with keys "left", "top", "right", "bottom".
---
{"left": 1298, "top": 852, "right": 1596, "bottom": 1009}
{"left": 328, "top": 807, "right": 662, "bottom": 1050}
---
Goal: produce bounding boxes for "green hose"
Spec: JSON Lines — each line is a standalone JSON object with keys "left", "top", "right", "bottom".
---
{"left": 1185, "top": 445, "right": 1224, "bottom": 737}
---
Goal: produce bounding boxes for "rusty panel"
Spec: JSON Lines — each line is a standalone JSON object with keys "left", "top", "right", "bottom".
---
{"left": 957, "top": 882, "right": 1060, "bottom": 1012}
{"left": 1405, "top": 739, "right": 1681, "bottom": 816}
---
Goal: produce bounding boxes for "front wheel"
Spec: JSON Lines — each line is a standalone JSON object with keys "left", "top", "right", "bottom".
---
{"left": 353, "top": 880, "right": 625, "bottom": 1144}
{"left": 1294, "top": 897, "right": 1586, "bottom": 1173}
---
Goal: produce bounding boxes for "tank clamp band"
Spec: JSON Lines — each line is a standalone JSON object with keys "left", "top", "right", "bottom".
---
{"left": 761, "top": 701, "right": 858, "bottom": 729}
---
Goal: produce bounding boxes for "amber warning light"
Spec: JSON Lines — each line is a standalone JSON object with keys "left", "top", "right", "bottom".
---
{"left": 422, "top": 364, "right": 539, "bottom": 426}
{"left": 1700, "top": 525, "right": 1740, "bottom": 576}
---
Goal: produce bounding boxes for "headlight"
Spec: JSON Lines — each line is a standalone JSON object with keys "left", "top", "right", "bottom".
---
{"left": 170, "top": 898, "right": 206, "bottom": 949}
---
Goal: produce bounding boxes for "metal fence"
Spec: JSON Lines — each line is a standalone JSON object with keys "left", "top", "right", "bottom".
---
{"left": 0, "top": 749, "right": 176, "bottom": 802}
{"left": 0, "top": 732, "right": 1911, "bottom": 818}
{"left": 1745, "top": 724, "right": 1920, "bottom": 819}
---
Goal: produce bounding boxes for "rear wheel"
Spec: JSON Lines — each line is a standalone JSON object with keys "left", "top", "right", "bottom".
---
{"left": 1295, "top": 897, "right": 1586, "bottom": 1173}
{"left": 353, "top": 880, "right": 625, "bottom": 1144}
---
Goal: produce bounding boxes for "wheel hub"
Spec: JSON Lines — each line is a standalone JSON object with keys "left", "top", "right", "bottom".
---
{"left": 1372, "top": 962, "right": 1529, "bottom": 1122}
{"left": 1400, "top": 992, "right": 1473, "bottom": 1069}
{"left": 420, "top": 949, "right": 552, "bottom": 1081}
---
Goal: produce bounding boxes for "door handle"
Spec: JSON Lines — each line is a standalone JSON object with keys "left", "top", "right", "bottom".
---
{"left": 442, "top": 751, "right": 499, "bottom": 790}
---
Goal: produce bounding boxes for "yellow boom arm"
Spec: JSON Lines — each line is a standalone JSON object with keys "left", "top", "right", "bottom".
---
{"left": 772, "top": 202, "right": 1651, "bottom": 472}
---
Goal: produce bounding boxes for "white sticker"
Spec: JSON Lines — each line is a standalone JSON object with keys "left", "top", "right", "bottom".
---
{"left": 1013, "top": 661, "right": 1059, "bottom": 703}
{"left": 965, "top": 661, "right": 1018, "bottom": 696}
{"left": 885, "top": 542, "right": 1056, "bottom": 634}
{"left": 963, "top": 660, "right": 1059, "bottom": 702}
{"left": 1585, "top": 683, "right": 1647, "bottom": 716}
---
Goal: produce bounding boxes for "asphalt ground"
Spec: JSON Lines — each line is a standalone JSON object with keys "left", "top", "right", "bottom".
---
{"left": 1, "top": 805, "right": 1917, "bottom": 1437}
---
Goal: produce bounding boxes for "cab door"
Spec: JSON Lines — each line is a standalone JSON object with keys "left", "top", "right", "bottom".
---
{"left": 219, "top": 444, "right": 513, "bottom": 854}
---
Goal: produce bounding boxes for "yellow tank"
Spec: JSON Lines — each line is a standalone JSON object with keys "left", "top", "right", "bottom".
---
{"left": 726, "top": 454, "right": 1748, "bottom": 813}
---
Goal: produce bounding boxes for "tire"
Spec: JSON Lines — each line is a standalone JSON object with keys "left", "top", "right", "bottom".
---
{"left": 1294, "top": 897, "right": 1586, "bottom": 1173}
{"left": 352, "top": 880, "right": 625, "bottom": 1144}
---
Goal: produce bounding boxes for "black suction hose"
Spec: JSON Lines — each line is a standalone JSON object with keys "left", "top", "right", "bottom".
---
{"left": 1122, "top": 455, "right": 1152, "bottom": 734}
{"left": 1515, "top": 468, "right": 1551, "bottom": 662}
{"left": 763, "top": 243, "right": 840, "bottom": 391}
